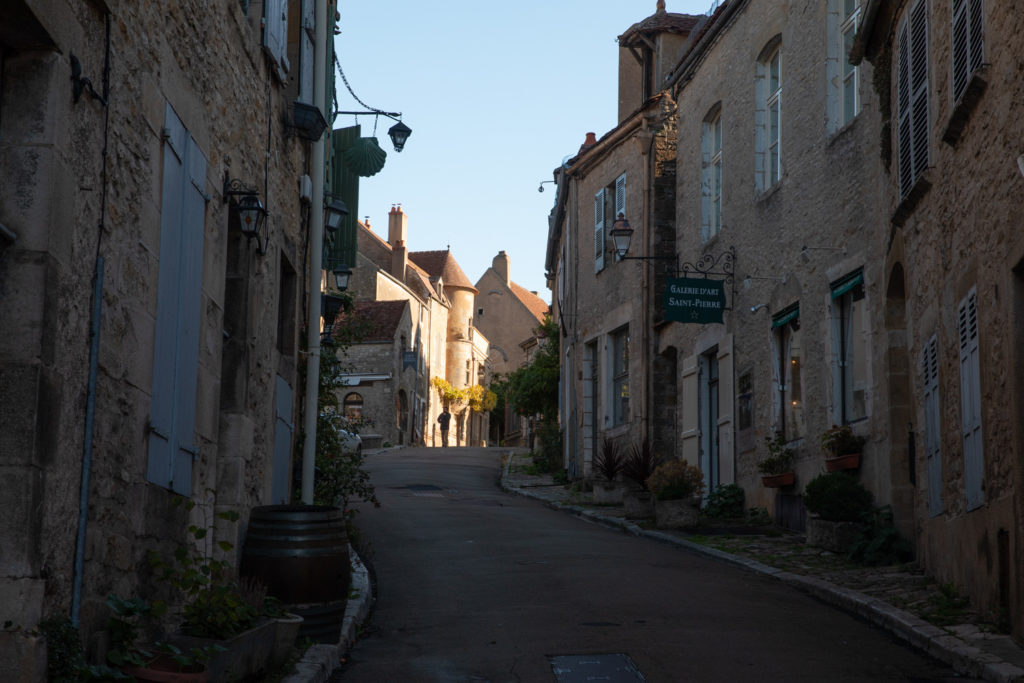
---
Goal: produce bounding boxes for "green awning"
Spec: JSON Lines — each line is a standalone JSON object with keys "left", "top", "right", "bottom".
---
{"left": 831, "top": 270, "right": 863, "bottom": 299}
{"left": 771, "top": 305, "right": 799, "bottom": 328}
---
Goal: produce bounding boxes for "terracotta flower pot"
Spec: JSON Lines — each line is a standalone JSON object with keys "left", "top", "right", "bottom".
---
{"left": 825, "top": 452, "right": 861, "bottom": 472}
{"left": 761, "top": 471, "right": 795, "bottom": 488}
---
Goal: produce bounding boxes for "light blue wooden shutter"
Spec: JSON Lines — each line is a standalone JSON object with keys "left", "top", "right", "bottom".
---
{"left": 614, "top": 174, "right": 626, "bottom": 220}
{"left": 594, "top": 189, "right": 605, "bottom": 273}
{"left": 272, "top": 375, "right": 294, "bottom": 503}
{"left": 263, "top": 0, "right": 289, "bottom": 75}
{"left": 958, "top": 288, "right": 984, "bottom": 510}
{"left": 147, "top": 102, "right": 207, "bottom": 496}
{"left": 298, "top": 0, "right": 314, "bottom": 104}
{"left": 922, "top": 334, "right": 942, "bottom": 516}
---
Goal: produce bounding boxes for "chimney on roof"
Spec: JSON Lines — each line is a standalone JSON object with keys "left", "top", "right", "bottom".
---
{"left": 388, "top": 204, "right": 407, "bottom": 246}
{"left": 392, "top": 239, "right": 408, "bottom": 283}
{"left": 493, "top": 250, "right": 510, "bottom": 287}
{"left": 657, "top": 0, "right": 666, "bottom": 12}
{"left": 579, "top": 132, "right": 598, "bottom": 155}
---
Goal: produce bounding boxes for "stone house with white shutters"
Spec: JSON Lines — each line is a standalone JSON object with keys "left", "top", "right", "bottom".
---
{"left": 547, "top": 4, "right": 695, "bottom": 478}
{"left": 856, "top": 0, "right": 1024, "bottom": 640}
{"left": 0, "top": 0, "right": 341, "bottom": 673}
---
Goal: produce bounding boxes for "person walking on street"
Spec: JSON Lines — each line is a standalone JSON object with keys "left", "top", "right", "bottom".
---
{"left": 438, "top": 407, "right": 452, "bottom": 447}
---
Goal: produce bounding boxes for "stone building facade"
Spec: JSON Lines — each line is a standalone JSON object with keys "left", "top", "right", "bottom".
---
{"left": 474, "top": 250, "right": 549, "bottom": 445}
{"left": 858, "top": 0, "right": 1024, "bottom": 640}
{"left": 548, "top": 0, "right": 1024, "bottom": 642}
{"left": 346, "top": 206, "right": 491, "bottom": 448}
{"left": 0, "top": 0, "right": 341, "bottom": 673}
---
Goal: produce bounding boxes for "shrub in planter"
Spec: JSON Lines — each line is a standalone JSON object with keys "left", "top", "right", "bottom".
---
{"left": 646, "top": 460, "right": 705, "bottom": 501}
{"left": 803, "top": 472, "right": 873, "bottom": 522}
{"left": 758, "top": 432, "right": 795, "bottom": 476}
{"left": 820, "top": 424, "right": 867, "bottom": 457}
{"left": 849, "top": 505, "right": 913, "bottom": 566}
{"left": 702, "top": 483, "right": 745, "bottom": 519}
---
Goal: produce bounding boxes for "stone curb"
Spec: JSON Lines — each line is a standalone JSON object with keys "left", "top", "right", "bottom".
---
{"left": 501, "top": 475, "right": 1024, "bottom": 683}
{"left": 281, "top": 545, "right": 374, "bottom": 683}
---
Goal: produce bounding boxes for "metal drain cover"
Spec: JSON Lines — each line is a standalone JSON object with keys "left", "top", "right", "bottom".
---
{"left": 549, "top": 653, "right": 645, "bottom": 682}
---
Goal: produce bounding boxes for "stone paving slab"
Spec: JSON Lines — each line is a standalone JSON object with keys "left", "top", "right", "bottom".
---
{"left": 502, "top": 452, "right": 1024, "bottom": 683}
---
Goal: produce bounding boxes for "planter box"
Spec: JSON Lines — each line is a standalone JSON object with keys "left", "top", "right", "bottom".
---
{"left": 761, "top": 472, "right": 795, "bottom": 488}
{"left": 592, "top": 481, "right": 625, "bottom": 504}
{"left": 169, "top": 619, "right": 276, "bottom": 683}
{"left": 806, "top": 517, "right": 867, "bottom": 553}
{"left": 825, "top": 453, "right": 861, "bottom": 472}
{"left": 654, "top": 499, "right": 700, "bottom": 529}
{"left": 271, "top": 613, "right": 303, "bottom": 666}
{"left": 622, "top": 490, "right": 653, "bottom": 519}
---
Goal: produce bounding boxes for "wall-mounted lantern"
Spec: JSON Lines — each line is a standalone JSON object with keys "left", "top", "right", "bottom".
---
{"left": 223, "top": 171, "right": 268, "bottom": 255}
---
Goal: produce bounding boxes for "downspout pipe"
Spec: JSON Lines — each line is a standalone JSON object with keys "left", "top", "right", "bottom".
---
{"left": 72, "top": 10, "right": 112, "bottom": 627}
{"left": 301, "top": 0, "right": 328, "bottom": 504}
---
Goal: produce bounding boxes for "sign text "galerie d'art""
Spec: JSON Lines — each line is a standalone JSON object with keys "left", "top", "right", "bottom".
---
{"left": 664, "top": 277, "right": 726, "bottom": 324}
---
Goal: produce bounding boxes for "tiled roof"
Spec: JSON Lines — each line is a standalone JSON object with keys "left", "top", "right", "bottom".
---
{"left": 509, "top": 281, "right": 550, "bottom": 324}
{"left": 619, "top": 10, "right": 701, "bottom": 45}
{"left": 356, "top": 221, "right": 440, "bottom": 302}
{"left": 409, "top": 250, "right": 478, "bottom": 293}
{"left": 338, "top": 300, "right": 407, "bottom": 342}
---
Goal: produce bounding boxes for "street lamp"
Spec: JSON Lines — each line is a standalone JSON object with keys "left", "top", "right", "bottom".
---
{"left": 387, "top": 120, "right": 412, "bottom": 152}
{"left": 332, "top": 262, "right": 352, "bottom": 291}
{"left": 609, "top": 213, "right": 634, "bottom": 259}
{"left": 324, "top": 197, "right": 349, "bottom": 233}
{"left": 224, "top": 171, "right": 269, "bottom": 255}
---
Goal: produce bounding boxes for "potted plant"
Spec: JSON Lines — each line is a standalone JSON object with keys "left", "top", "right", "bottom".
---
{"left": 591, "top": 437, "right": 625, "bottom": 504}
{"left": 758, "top": 432, "right": 796, "bottom": 487}
{"left": 803, "top": 472, "right": 874, "bottom": 553}
{"left": 621, "top": 439, "right": 659, "bottom": 519}
{"left": 646, "top": 459, "right": 706, "bottom": 529}
{"left": 820, "top": 424, "right": 867, "bottom": 472}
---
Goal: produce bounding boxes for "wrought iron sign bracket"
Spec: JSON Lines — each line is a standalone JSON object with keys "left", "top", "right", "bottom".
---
{"left": 676, "top": 245, "right": 736, "bottom": 311}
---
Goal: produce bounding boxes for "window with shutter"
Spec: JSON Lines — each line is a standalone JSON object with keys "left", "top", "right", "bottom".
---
{"left": 951, "top": 0, "right": 984, "bottom": 102}
{"left": 298, "top": 0, "right": 314, "bottom": 103}
{"left": 922, "top": 334, "right": 943, "bottom": 516}
{"left": 897, "top": 1, "right": 929, "bottom": 198}
{"left": 594, "top": 188, "right": 605, "bottom": 273}
{"left": 148, "top": 102, "right": 208, "bottom": 496}
{"left": 614, "top": 174, "right": 626, "bottom": 219}
{"left": 958, "top": 288, "right": 984, "bottom": 509}
{"left": 263, "top": 0, "right": 290, "bottom": 79}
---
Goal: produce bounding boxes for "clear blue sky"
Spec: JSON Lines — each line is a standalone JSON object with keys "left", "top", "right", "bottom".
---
{"left": 332, "top": 1, "right": 714, "bottom": 301}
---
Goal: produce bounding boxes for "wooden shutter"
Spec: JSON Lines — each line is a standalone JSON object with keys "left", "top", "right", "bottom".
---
{"left": 594, "top": 188, "right": 605, "bottom": 273}
{"left": 897, "top": 2, "right": 929, "bottom": 198}
{"left": 952, "top": 0, "right": 984, "bottom": 101}
{"left": 614, "top": 174, "right": 626, "bottom": 220}
{"left": 922, "top": 334, "right": 942, "bottom": 516}
{"left": 680, "top": 354, "right": 699, "bottom": 463}
{"left": 958, "top": 288, "right": 984, "bottom": 509}
{"left": 263, "top": 0, "right": 289, "bottom": 74}
{"left": 298, "top": 0, "right": 314, "bottom": 103}
{"left": 272, "top": 376, "right": 294, "bottom": 504}
{"left": 148, "top": 102, "right": 208, "bottom": 496}
{"left": 717, "top": 337, "right": 735, "bottom": 485}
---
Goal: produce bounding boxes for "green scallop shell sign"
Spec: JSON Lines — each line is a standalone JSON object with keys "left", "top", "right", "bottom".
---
{"left": 664, "top": 277, "right": 725, "bottom": 324}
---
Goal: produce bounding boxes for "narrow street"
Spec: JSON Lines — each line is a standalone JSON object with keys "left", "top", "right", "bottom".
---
{"left": 338, "top": 447, "right": 964, "bottom": 682}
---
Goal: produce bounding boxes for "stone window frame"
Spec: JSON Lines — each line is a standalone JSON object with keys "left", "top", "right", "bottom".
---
{"left": 700, "top": 103, "right": 723, "bottom": 243}
{"left": 754, "top": 36, "right": 783, "bottom": 193}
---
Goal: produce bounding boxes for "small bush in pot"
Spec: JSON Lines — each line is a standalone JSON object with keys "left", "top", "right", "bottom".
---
{"left": 820, "top": 424, "right": 866, "bottom": 457}
{"left": 758, "top": 432, "right": 795, "bottom": 476}
{"left": 645, "top": 460, "right": 706, "bottom": 501}
{"left": 803, "top": 472, "right": 873, "bottom": 522}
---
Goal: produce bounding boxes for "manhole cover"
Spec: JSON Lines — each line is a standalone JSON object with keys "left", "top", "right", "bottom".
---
{"left": 549, "top": 654, "right": 645, "bottom": 682}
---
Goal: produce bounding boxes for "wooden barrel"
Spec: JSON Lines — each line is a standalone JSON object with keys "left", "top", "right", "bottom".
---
{"left": 289, "top": 600, "right": 348, "bottom": 643}
{"left": 240, "top": 505, "right": 351, "bottom": 604}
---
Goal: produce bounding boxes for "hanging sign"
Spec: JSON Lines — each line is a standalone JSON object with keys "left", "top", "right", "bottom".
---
{"left": 402, "top": 351, "right": 417, "bottom": 370}
{"left": 664, "top": 277, "right": 726, "bottom": 324}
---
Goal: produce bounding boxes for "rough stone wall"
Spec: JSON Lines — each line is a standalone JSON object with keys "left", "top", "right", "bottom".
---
{"left": 0, "top": 0, "right": 320, "bottom": 666}
{"left": 877, "top": 0, "right": 1024, "bottom": 636}
{"left": 662, "top": 0, "right": 888, "bottom": 516}
{"left": 474, "top": 265, "right": 545, "bottom": 378}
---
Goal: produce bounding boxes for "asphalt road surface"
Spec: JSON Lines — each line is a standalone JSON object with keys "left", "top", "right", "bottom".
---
{"left": 337, "top": 447, "right": 967, "bottom": 682}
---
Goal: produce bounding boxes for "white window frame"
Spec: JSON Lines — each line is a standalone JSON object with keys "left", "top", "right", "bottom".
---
{"left": 951, "top": 0, "right": 984, "bottom": 102}
{"left": 840, "top": 0, "right": 862, "bottom": 126}
{"left": 755, "top": 39, "right": 782, "bottom": 192}
{"left": 594, "top": 188, "right": 606, "bottom": 273}
{"left": 896, "top": 1, "right": 929, "bottom": 199}
{"left": 609, "top": 326, "right": 630, "bottom": 427}
{"left": 830, "top": 272, "right": 869, "bottom": 425}
{"left": 701, "top": 107, "right": 723, "bottom": 241}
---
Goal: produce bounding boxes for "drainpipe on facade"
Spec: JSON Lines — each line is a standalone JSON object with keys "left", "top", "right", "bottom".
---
{"left": 300, "top": 0, "right": 329, "bottom": 504}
